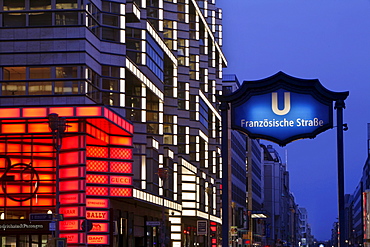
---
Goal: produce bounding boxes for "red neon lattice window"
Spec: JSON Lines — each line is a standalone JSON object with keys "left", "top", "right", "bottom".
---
{"left": 86, "top": 174, "right": 108, "bottom": 184}
{"left": 110, "top": 148, "right": 132, "bottom": 159}
{"left": 110, "top": 187, "right": 132, "bottom": 197}
{"left": 110, "top": 162, "right": 132, "bottom": 173}
{"left": 87, "top": 160, "right": 108, "bottom": 172}
{"left": 86, "top": 186, "right": 109, "bottom": 196}
{"left": 87, "top": 146, "right": 108, "bottom": 158}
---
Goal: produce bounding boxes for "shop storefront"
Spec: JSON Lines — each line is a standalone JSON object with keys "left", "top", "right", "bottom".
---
{"left": 0, "top": 106, "right": 134, "bottom": 247}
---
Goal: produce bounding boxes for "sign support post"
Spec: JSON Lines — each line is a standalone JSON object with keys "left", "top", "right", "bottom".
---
{"left": 219, "top": 71, "right": 349, "bottom": 247}
{"left": 335, "top": 99, "right": 346, "bottom": 247}
{"left": 220, "top": 101, "right": 229, "bottom": 247}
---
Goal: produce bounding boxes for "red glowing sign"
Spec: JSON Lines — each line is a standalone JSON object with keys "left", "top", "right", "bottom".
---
{"left": 60, "top": 193, "right": 83, "bottom": 204}
{"left": 60, "top": 233, "right": 79, "bottom": 244}
{"left": 90, "top": 222, "right": 109, "bottom": 232}
{"left": 86, "top": 198, "right": 109, "bottom": 208}
{"left": 110, "top": 175, "right": 132, "bottom": 185}
{"left": 59, "top": 206, "right": 81, "bottom": 218}
{"left": 60, "top": 220, "right": 79, "bottom": 231}
{"left": 86, "top": 210, "right": 109, "bottom": 220}
{"left": 87, "top": 235, "right": 109, "bottom": 245}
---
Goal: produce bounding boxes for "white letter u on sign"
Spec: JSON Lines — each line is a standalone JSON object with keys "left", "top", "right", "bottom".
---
{"left": 271, "top": 92, "right": 291, "bottom": 115}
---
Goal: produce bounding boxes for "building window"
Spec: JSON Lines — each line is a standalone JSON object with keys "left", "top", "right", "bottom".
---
{"left": 146, "top": 33, "right": 164, "bottom": 81}
{"left": 3, "top": 0, "right": 25, "bottom": 11}
{"left": 56, "top": 0, "right": 78, "bottom": 9}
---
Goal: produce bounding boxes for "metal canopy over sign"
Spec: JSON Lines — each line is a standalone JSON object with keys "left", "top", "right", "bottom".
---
{"left": 220, "top": 71, "right": 349, "bottom": 146}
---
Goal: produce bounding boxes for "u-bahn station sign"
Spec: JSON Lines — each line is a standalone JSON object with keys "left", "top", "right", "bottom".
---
{"left": 220, "top": 71, "right": 349, "bottom": 146}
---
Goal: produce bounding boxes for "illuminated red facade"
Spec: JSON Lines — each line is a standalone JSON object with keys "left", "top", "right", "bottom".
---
{"left": 0, "top": 106, "right": 133, "bottom": 246}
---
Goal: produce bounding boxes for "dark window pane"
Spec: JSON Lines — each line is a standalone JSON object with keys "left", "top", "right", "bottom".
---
{"left": 55, "top": 12, "right": 79, "bottom": 25}
{"left": 29, "top": 12, "right": 52, "bottom": 26}
{"left": 30, "top": 0, "right": 51, "bottom": 10}
{"left": 56, "top": 67, "right": 78, "bottom": 78}
{"left": 102, "top": 27, "right": 119, "bottom": 41}
{"left": 102, "top": 13, "right": 119, "bottom": 27}
{"left": 3, "top": 13, "right": 26, "bottom": 27}
{"left": 3, "top": 0, "right": 25, "bottom": 11}
{"left": 56, "top": 0, "right": 78, "bottom": 9}
{"left": 102, "top": 78, "right": 119, "bottom": 91}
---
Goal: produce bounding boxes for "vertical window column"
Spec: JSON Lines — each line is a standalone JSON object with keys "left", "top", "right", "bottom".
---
{"left": 141, "top": 84, "right": 146, "bottom": 122}
{"left": 173, "top": 116, "right": 178, "bottom": 145}
{"left": 159, "top": 100, "right": 163, "bottom": 135}
{"left": 173, "top": 66, "right": 178, "bottom": 98}
{"left": 141, "top": 30, "right": 147, "bottom": 65}
{"left": 212, "top": 150, "right": 217, "bottom": 174}
{"left": 158, "top": 0, "right": 164, "bottom": 31}
{"left": 211, "top": 9, "right": 216, "bottom": 33}
{"left": 120, "top": 3, "right": 126, "bottom": 43}
{"left": 120, "top": 68, "right": 125, "bottom": 107}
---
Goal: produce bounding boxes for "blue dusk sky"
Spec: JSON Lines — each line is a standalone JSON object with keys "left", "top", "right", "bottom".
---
{"left": 218, "top": 0, "right": 370, "bottom": 241}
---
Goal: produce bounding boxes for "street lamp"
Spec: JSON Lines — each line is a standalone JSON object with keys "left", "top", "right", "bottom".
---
{"left": 48, "top": 113, "right": 67, "bottom": 240}
{"left": 157, "top": 167, "right": 168, "bottom": 247}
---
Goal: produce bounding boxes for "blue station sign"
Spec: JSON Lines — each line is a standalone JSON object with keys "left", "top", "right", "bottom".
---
{"left": 220, "top": 72, "right": 349, "bottom": 146}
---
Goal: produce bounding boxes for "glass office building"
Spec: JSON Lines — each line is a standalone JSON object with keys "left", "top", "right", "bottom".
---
{"left": 0, "top": 0, "right": 226, "bottom": 246}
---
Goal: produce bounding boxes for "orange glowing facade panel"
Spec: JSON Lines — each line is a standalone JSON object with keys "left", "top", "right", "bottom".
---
{"left": 60, "top": 167, "right": 84, "bottom": 178}
{"left": 2, "top": 124, "right": 25, "bottom": 134}
{"left": 86, "top": 210, "right": 109, "bottom": 220}
{"left": 0, "top": 108, "right": 20, "bottom": 118}
{"left": 76, "top": 106, "right": 102, "bottom": 117}
{"left": 86, "top": 198, "right": 109, "bottom": 208}
{"left": 87, "top": 235, "right": 109, "bottom": 245}
{"left": 23, "top": 108, "right": 47, "bottom": 118}
{"left": 49, "top": 107, "right": 74, "bottom": 117}
{"left": 59, "top": 151, "right": 83, "bottom": 165}
{"left": 63, "top": 136, "right": 84, "bottom": 149}
{"left": 60, "top": 180, "right": 84, "bottom": 191}
{"left": 110, "top": 136, "right": 133, "bottom": 146}
{"left": 32, "top": 159, "right": 53, "bottom": 168}
{"left": 28, "top": 123, "right": 50, "bottom": 133}
{"left": 66, "top": 122, "right": 79, "bottom": 132}
{"left": 32, "top": 197, "right": 53, "bottom": 206}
